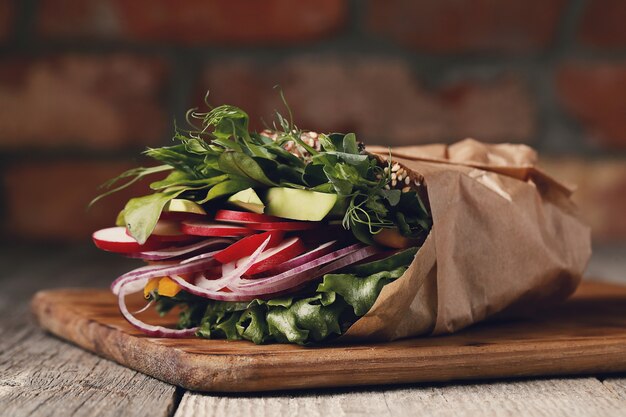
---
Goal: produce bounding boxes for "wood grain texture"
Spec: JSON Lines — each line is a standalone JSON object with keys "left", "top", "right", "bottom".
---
{"left": 31, "top": 282, "right": 626, "bottom": 393}
{"left": 0, "top": 325, "right": 179, "bottom": 417}
{"left": 175, "top": 378, "right": 626, "bottom": 417}
{"left": 0, "top": 245, "right": 178, "bottom": 417}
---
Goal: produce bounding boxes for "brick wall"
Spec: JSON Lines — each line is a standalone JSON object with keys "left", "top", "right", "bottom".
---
{"left": 0, "top": 0, "right": 625, "bottom": 243}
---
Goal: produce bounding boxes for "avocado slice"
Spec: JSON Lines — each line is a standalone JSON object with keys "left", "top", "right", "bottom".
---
{"left": 265, "top": 187, "right": 338, "bottom": 221}
{"left": 227, "top": 188, "right": 265, "bottom": 214}
{"left": 164, "top": 199, "right": 206, "bottom": 215}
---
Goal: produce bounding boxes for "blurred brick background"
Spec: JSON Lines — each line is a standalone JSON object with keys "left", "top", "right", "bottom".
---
{"left": 0, "top": 0, "right": 625, "bottom": 244}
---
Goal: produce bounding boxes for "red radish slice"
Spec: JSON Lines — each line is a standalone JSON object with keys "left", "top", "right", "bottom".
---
{"left": 260, "top": 240, "right": 336, "bottom": 276}
{"left": 213, "top": 231, "right": 284, "bottom": 264}
{"left": 246, "top": 221, "right": 321, "bottom": 231}
{"left": 181, "top": 221, "right": 254, "bottom": 237}
{"left": 93, "top": 227, "right": 167, "bottom": 253}
{"left": 215, "top": 209, "right": 281, "bottom": 224}
{"left": 238, "top": 237, "right": 306, "bottom": 276}
{"left": 128, "top": 239, "right": 232, "bottom": 261}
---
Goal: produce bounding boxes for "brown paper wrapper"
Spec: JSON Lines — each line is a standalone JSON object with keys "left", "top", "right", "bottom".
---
{"left": 341, "top": 139, "right": 591, "bottom": 342}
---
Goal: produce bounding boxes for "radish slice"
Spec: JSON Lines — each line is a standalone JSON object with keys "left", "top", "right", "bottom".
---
{"left": 238, "top": 237, "right": 306, "bottom": 275}
{"left": 111, "top": 257, "right": 219, "bottom": 295}
{"left": 215, "top": 209, "right": 282, "bottom": 224}
{"left": 118, "top": 282, "right": 198, "bottom": 338}
{"left": 260, "top": 240, "right": 337, "bottom": 276}
{"left": 93, "top": 227, "right": 167, "bottom": 253}
{"left": 181, "top": 221, "right": 254, "bottom": 237}
{"left": 246, "top": 221, "right": 321, "bottom": 231}
{"left": 128, "top": 239, "right": 232, "bottom": 261}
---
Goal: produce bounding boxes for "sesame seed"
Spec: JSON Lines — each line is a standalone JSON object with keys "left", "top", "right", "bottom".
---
{"left": 391, "top": 173, "right": 397, "bottom": 180}
{"left": 391, "top": 179, "right": 397, "bottom": 187}
{"left": 397, "top": 174, "right": 403, "bottom": 182}
{"left": 391, "top": 163, "right": 400, "bottom": 172}
{"left": 384, "top": 167, "right": 389, "bottom": 174}
{"left": 402, "top": 186, "right": 411, "bottom": 193}
{"left": 405, "top": 176, "right": 410, "bottom": 185}
{"left": 384, "top": 184, "right": 390, "bottom": 190}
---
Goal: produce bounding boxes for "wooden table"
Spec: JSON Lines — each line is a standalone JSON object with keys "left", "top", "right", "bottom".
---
{"left": 2, "top": 244, "right": 626, "bottom": 417}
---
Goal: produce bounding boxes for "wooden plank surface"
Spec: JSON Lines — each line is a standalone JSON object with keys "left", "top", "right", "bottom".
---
{"left": 31, "top": 281, "right": 626, "bottom": 392}
{"left": 3, "top": 244, "right": 626, "bottom": 416}
{"left": 175, "top": 378, "right": 626, "bottom": 417}
{"left": 0, "top": 245, "right": 179, "bottom": 417}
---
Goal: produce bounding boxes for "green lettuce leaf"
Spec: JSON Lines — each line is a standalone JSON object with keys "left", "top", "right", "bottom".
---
{"left": 164, "top": 262, "right": 410, "bottom": 345}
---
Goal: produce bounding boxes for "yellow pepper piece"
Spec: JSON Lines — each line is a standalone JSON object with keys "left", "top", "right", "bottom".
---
{"left": 143, "top": 278, "right": 160, "bottom": 299}
{"left": 157, "top": 277, "right": 182, "bottom": 297}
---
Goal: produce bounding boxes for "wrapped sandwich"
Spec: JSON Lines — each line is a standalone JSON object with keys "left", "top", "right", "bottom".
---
{"left": 92, "top": 99, "right": 591, "bottom": 345}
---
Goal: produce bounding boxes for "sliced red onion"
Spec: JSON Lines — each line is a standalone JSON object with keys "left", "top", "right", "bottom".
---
{"left": 188, "top": 236, "right": 271, "bottom": 292}
{"left": 237, "top": 244, "right": 364, "bottom": 289}
{"left": 128, "top": 238, "right": 232, "bottom": 261}
{"left": 133, "top": 300, "right": 154, "bottom": 315}
{"left": 222, "top": 261, "right": 236, "bottom": 276}
{"left": 260, "top": 240, "right": 336, "bottom": 276}
{"left": 195, "top": 261, "right": 235, "bottom": 289}
{"left": 317, "top": 245, "right": 381, "bottom": 276}
{"left": 118, "top": 281, "right": 198, "bottom": 338}
{"left": 233, "top": 245, "right": 379, "bottom": 297}
{"left": 111, "top": 256, "right": 219, "bottom": 295}
{"left": 180, "top": 250, "right": 220, "bottom": 264}
{"left": 169, "top": 274, "right": 255, "bottom": 301}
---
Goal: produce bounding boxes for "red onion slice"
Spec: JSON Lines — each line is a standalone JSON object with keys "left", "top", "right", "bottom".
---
{"left": 234, "top": 245, "right": 380, "bottom": 297}
{"left": 133, "top": 300, "right": 154, "bottom": 315}
{"left": 118, "top": 281, "right": 198, "bottom": 338}
{"left": 259, "top": 240, "right": 336, "bottom": 276}
{"left": 128, "top": 238, "right": 232, "bottom": 261}
{"left": 169, "top": 275, "right": 256, "bottom": 301}
{"left": 191, "top": 236, "right": 271, "bottom": 292}
{"left": 180, "top": 250, "right": 220, "bottom": 264}
{"left": 171, "top": 245, "right": 380, "bottom": 301}
{"left": 237, "top": 244, "right": 364, "bottom": 289}
{"left": 111, "top": 256, "right": 219, "bottom": 295}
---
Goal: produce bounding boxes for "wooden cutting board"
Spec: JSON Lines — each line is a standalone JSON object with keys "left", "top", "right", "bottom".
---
{"left": 32, "top": 281, "right": 626, "bottom": 392}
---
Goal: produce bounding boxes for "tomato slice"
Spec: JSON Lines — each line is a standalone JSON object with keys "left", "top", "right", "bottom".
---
{"left": 214, "top": 209, "right": 282, "bottom": 224}
{"left": 93, "top": 227, "right": 168, "bottom": 253}
{"left": 181, "top": 221, "right": 254, "bottom": 237}
{"left": 240, "top": 237, "right": 307, "bottom": 275}
{"left": 245, "top": 221, "right": 321, "bottom": 231}
{"left": 213, "top": 231, "right": 284, "bottom": 264}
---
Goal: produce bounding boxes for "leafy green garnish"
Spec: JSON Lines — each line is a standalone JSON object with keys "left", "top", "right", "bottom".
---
{"left": 91, "top": 92, "right": 431, "bottom": 246}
